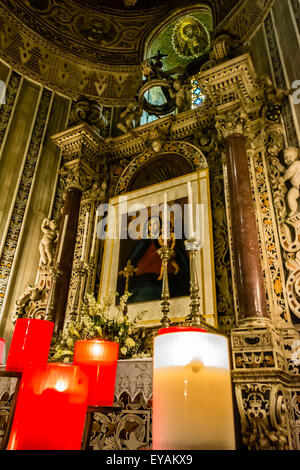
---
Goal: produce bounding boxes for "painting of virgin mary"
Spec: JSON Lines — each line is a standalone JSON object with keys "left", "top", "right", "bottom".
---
{"left": 117, "top": 215, "right": 190, "bottom": 304}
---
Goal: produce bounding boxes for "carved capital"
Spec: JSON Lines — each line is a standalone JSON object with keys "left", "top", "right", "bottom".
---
{"left": 60, "top": 159, "right": 94, "bottom": 193}
{"left": 52, "top": 123, "right": 101, "bottom": 169}
{"left": 215, "top": 108, "right": 248, "bottom": 139}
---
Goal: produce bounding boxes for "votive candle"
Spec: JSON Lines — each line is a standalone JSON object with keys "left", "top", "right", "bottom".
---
{"left": 152, "top": 327, "right": 236, "bottom": 450}
{"left": 7, "top": 363, "right": 89, "bottom": 450}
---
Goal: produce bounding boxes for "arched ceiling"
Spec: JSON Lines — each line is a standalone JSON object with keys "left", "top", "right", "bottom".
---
{"left": 0, "top": 0, "right": 275, "bottom": 104}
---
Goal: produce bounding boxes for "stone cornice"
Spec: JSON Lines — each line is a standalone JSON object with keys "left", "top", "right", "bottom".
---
{"left": 51, "top": 123, "right": 101, "bottom": 168}
{"left": 100, "top": 104, "right": 215, "bottom": 160}
{"left": 196, "top": 53, "right": 262, "bottom": 115}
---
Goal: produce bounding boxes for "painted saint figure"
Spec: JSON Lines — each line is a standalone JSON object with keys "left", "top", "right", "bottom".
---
{"left": 118, "top": 216, "right": 189, "bottom": 303}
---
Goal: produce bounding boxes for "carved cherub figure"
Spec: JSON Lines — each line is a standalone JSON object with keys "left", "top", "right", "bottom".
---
{"left": 117, "top": 101, "right": 142, "bottom": 134}
{"left": 39, "top": 218, "right": 59, "bottom": 266}
{"left": 282, "top": 147, "right": 300, "bottom": 217}
{"left": 169, "top": 78, "right": 192, "bottom": 113}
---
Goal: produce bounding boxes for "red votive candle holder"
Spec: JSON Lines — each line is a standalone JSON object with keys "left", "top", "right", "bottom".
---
{"left": 0, "top": 337, "right": 5, "bottom": 364}
{"left": 73, "top": 339, "right": 119, "bottom": 406}
{"left": 5, "top": 318, "right": 54, "bottom": 372}
{"left": 7, "top": 363, "right": 89, "bottom": 450}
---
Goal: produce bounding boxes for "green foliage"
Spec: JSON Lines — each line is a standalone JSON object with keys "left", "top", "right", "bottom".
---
{"left": 50, "top": 292, "right": 153, "bottom": 363}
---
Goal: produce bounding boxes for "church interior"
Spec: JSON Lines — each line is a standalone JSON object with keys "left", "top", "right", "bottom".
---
{"left": 0, "top": 0, "right": 300, "bottom": 451}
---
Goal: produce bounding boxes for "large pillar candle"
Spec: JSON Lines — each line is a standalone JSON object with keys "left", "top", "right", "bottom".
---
{"left": 5, "top": 318, "right": 54, "bottom": 372}
{"left": 152, "top": 327, "right": 236, "bottom": 450}
{"left": 7, "top": 363, "right": 89, "bottom": 450}
{"left": 73, "top": 339, "right": 119, "bottom": 406}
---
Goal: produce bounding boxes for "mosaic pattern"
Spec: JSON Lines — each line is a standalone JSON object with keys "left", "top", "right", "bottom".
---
{"left": 191, "top": 80, "right": 206, "bottom": 108}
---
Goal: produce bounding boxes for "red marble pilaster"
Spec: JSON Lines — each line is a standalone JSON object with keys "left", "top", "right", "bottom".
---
{"left": 52, "top": 187, "right": 82, "bottom": 333}
{"left": 226, "top": 134, "right": 268, "bottom": 321}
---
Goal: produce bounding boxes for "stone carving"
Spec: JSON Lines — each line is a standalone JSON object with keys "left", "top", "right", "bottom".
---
{"left": 59, "top": 161, "right": 94, "bottom": 193}
{"left": 11, "top": 265, "right": 52, "bottom": 323}
{"left": 209, "top": 33, "right": 245, "bottom": 64}
{"left": 13, "top": 285, "right": 41, "bottom": 320}
{"left": 116, "top": 102, "right": 142, "bottom": 135}
{"left": 39, "top": 218, "right": 59, "bottom": 266}
{"left": 168, "top": 78, "right": 192, "bottom": 113}
{"left": 215, "top": 107, "right": 248, "bottom": 139}
{"left": 236, "top": 384, "right": 291, "bottom": 450}
{"left": 69, "top": 98, "right": 108, "bottom": 134}
{"left": 281, "top": 147, "right": 300, "bottom": 217}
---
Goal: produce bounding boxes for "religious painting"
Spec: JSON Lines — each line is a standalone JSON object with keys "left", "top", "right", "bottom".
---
{"left": 116, "top": 197, "right": 190, "bottom": 305}
{"left": 98, "top": 170, "right": 217, "bottom": 328}
{"left": 172, "top": 15, "right": 210, "bottom": 59}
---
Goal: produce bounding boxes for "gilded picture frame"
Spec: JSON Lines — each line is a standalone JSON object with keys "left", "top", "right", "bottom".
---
{"left": 98, "top": 170, "right": 217, "bottom": 329}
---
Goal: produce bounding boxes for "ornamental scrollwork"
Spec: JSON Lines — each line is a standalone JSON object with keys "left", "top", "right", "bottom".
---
{"left": 267, "top": 140, "right": 300, "bottom": 320}
{"left": 236, "top": 384, "right": 291, "bottom": 450}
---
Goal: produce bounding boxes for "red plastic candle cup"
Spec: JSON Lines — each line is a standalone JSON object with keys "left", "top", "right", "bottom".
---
{"left": 7, "top": 363, "right": 89, "bottom": 450}
{"left": 74, "top": 339, "right": 119, "bottom": 406}
{"left": 5, "top": 318, "right": 54, "bottom": 372}
{"left": 0, "top": 337, "right": 4, "bottom": 365}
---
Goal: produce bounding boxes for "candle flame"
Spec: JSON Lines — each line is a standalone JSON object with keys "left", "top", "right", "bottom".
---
{"left": 92, "top": 343, "right": 103, "bottom": 357}
{"left": 54, "top": 379, "right": 68, "bottom": 392}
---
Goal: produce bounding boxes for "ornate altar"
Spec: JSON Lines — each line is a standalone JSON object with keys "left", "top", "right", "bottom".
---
{"left": 0, "top": 1, "right": 299, "bottom": 450}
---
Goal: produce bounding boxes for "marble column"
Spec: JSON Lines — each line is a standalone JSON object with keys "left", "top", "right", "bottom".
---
{"left": 222, "top": 125, "right": 268, "bottom": 322}
{"left": 46, "top": 158, "right": 94, "bottom": 333}
{"left": 51, "top": 186, "right": 82, "bottom": 333}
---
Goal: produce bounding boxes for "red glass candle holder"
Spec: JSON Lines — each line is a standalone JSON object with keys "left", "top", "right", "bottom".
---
{"left": 0, "top": 337, "right": 4, "bottom": 365}
{"left": 73, "top": 339, "right": 119, "bottom": 406}
{"left": 6, "top": 318, "right": 54, "bottom": 372}
{"left": 7, "top": 363, "right": 89, "bottom": 450}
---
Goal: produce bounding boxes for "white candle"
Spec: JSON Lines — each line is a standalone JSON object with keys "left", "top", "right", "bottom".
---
{"left": 163, "top": 193, "right": 168, "bottom": 246}
{"left": 187, "top": 181, "right": 195, "bottom": 240}
{"left": 81, "top": 211, "right": 89, "bottom": 261}
{"left": 57, "top": 214, "right": 68, "bottom": 265}
{"left": 90, "top": 214, "right": 98, "bottom": 258}
{"left": 152, "top": 330, "right": 236, "bottom": 450}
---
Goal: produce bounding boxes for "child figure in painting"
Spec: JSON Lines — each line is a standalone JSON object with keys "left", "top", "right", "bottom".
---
{"left": 157, "top": 219, "right": 180, "bottom": 281}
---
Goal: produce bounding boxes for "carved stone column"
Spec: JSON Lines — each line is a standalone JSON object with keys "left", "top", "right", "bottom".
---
{"left": 216, "top": 111, "right": 268, "bottom": 324}
{"left": 50, "top": 123, "right": 102, "bottom": 332}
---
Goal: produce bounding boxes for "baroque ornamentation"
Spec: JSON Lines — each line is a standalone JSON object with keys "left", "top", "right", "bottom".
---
{"left": 235, "top": 383, "right": 292, "bottom": 450}
{"left": 39, "top": 218, "right": 59, "bottom": 267}
{"left": 114, "top": 141, "right": 207, "bottom": 196}
{"left": 69, "top": 98, "right": 108, "bottom": 135}
{"left": 11, "top": 265, "right": 52, "bottom": 322}
{"left": 267, "top": 141, "right": 300, "bottom": 320}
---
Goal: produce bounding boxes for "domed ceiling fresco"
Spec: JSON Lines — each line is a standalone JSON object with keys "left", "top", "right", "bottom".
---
{"left": 0, "top": 0, "right": 275, "bottom": 104}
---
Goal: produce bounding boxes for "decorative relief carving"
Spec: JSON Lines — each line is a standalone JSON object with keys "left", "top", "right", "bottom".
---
{"left": 267, "top": 141, "right": 300, "bottom": 321}
{"left": 69, "top": 98, "right": 108, "bottom": 135}
{"left": 235, "top": 383, "right": 292, "bottom": 450}
{"left": 59, "top": 160, "right": 94, "bottom": 193}
{"left": 39, "top": 218, "right": 58, "bottom": 267}
{"left": 215, "top": 107, "right": 248, "bottom": 139}
{"left": 11, "top": 265, "right": 52, "bottom": 322}
{"left": 114, "top": 141, "right": 207, "bottom": 196}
